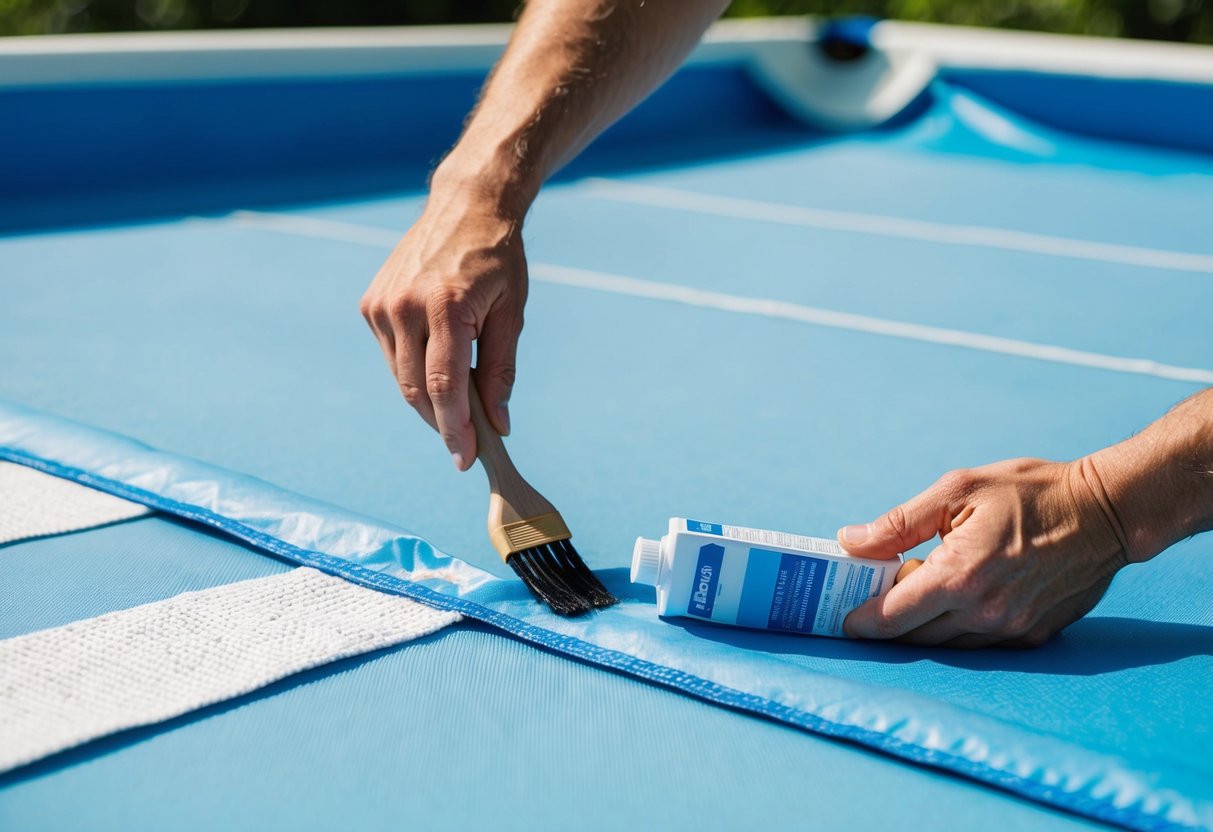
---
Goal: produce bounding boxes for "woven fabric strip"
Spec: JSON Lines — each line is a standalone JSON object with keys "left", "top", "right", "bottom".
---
{"left": 0, "top": 460, "right": 150, "bottom": 545}
{"left": 0, "top": 567, "right": 460, "bottom": 773}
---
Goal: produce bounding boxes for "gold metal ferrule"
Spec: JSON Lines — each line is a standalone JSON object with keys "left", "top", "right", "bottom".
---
{"left": 490, "top": 511, "right": 571, "bottom": 559}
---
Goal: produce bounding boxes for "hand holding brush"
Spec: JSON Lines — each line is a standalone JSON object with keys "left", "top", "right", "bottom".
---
{"left": 468, "top": 374, "right": 617, "bottom": 616}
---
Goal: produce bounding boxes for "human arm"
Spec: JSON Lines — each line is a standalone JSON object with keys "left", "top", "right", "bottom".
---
{"left": 839, "top": 388, "right": 1213, "bottom": 648}
{"left": 359, "top": 0, "right": 731, "bottom": 470}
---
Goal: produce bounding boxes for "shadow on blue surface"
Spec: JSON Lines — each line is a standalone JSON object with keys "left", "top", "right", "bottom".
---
{"left": 667, "top": 614, "right": 1213, "bottom": 676}
{"left": 0, "top": 516, "right": 153, "bottom": 552}
{"left": 604, "top": 564, "right": 1213, "bottom": 676}
{"left": 0, "top": 65, "right": 824, "bottom": 236}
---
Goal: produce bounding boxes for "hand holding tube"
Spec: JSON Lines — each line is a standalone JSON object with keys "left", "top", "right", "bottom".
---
{"left": 840, "top": 389, "right": 1213, "bottom": 648}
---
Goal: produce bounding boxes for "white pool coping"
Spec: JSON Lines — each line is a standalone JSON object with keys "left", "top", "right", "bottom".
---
{"left": 0, "top": 17, "right": 1211, "bottom": 89}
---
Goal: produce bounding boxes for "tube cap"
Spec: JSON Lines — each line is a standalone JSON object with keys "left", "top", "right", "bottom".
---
{"left": 631, "top": 537, "right": 663, "bottom": 586}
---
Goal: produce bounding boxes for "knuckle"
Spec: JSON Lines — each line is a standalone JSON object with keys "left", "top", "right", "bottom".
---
{"left": 425, "top": 370, "right": 460, "bottom": 401}
{"left": 487, "top": 364, "right": 517, "bottom": 390}
{"left": 427, "top": 285, "right": 459, "bottom": 307}
{"left": 941, "top": 564, "right": 981, "bottom": 599}
{"left": 974, "top": 598, "right": 1011, "bottom": 632}
{"left": 428, "top": 287, "right": 475, "bottom": 324}
{"left": 361, "top": 293, "right": 396, "bottom": 327}
{"left": 884, "top": 505, "right": 912, "bottom": 544}
{"left": 1001, "top": 607, "right": 1036, "bottom": 638}
{"left": 1005, "top": 457, "right": 1039, "bottom": 474}
{"left": 400, "top": 383, "right": 428, "bottom": 409}
{"left": 387, "top": 294, "right": 420, "bottom": 323}
{"left": 938, "top": 468, "right": 976, "bottom": 496}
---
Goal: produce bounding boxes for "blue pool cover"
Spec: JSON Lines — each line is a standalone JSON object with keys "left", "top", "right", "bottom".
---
{"left": 1, "top": 48, "right": 1212, "bottom": 832}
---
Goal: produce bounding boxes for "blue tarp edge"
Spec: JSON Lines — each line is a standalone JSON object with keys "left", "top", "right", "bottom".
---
{"left": 0, "top": 403, "right": 1201, "bottom": 832}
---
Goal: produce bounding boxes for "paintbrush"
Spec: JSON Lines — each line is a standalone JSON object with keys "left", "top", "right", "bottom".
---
{"left": 468, "top": 374, "right": 617, "bottom": 616}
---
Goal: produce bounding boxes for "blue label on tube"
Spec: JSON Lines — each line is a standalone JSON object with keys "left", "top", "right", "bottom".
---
{"left": 736, "top": 548, "right": 828, "bottom": 634}
{"left": 687, "top": 520, "right": 723, "bottom": 536}
{"left": 687, "top": 543, "right": 724, "bottom": 618}
{"left": 769, "top": 552, "right": 827, "bottom": 633}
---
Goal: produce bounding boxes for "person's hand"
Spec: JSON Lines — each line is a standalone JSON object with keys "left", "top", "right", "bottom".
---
{"left": 838, "top": 458, "right": 1130, "bottom": 648}
{"left": 360, "top": 185, "right": 527, "bottom": 471}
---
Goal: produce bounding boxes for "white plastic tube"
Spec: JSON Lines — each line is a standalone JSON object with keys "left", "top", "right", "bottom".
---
{"left": 632, "top": 518, "right": 898, "bottom": 638}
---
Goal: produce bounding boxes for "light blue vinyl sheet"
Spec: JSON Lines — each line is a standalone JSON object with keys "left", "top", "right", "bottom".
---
{"left": 1, "top": 400, "right": 1210, "bottom": 831}
{"left": 2, "top": 83, "right": 1212, "bottom": 831}
{"left": 0, "top": 517, "right": 1105, "bottom": 832}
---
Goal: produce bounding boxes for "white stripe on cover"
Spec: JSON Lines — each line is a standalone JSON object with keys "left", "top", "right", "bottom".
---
{"left": 0, "top": 567, "right": 459, "bottom": 772}
{"left": 0, "top": 460, "right": 151, "bottom": 546}
{"left": 527, "top": 263, "right": 1213, "bottom": 385}
{"left": 217, "top": 210, "right": 1213, "bottom": 386}
{"left": 579, "top": 179, "right": 1213, "bottom": 275}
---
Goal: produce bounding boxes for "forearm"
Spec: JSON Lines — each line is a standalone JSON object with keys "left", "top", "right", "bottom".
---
{"left": 1082, "top": 388, "right": 1213, "bottom": 562}
{"left": 432, "top": 0, "right": 729, "bottom": 214}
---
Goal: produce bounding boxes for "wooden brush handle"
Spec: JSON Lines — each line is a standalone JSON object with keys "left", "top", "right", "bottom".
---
{"left": 467, "top": 374, "right": 560, "bottom": 551}
{"left": 466, "top": 374, "right": 515, "bottom": 490}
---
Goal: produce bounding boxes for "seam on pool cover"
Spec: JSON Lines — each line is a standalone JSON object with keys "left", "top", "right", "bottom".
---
{"left": 0, "top": 446, "right": 1192, "bottom": 832}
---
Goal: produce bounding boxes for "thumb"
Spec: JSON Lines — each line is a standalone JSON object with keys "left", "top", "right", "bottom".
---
{"left": 473, "top": 305, "right": 522, "bottom": 436}
{"left": 838, "top": 482, "right": 950, "bottom": 560}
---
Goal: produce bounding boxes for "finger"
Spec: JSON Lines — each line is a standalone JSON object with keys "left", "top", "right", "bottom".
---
{"left": 362, "top": 303, "right": 397, "bottom": 369}
{"left": 373, "top": 329, "right": 397, "bottom": 370}
{"left": 895, "top": 611, "right": 978, "bottom": 646}
{"left": 395, "top": 328, "right": 437, "bottom": 432}
{"left": 838, "top": 480, "right": 954, "bottom": 560}
{"left": 896, "top": 559, "right": 923, "bottom": 584}
{"left": 917, "top": 585, "right": 1102, "bottom": 649}
{"left": 473, "top": 302, "right": 523, "bottom": 436}
{"left": 425, "top": 311, "right": 476, "bottom": 471}
{"left": 844, "top": 555, "right": 956, "bottom": 640}
{"left": 999, "top": 585, "right": 1105, "bottom": 648}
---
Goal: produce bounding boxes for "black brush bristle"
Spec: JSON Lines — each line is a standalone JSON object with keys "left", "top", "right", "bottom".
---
{"left": 507, "top": 541, "right": 618, "bottom": 616}
{"left": 552, "top": 539, "right": 617, "bottom": 609}
{"left": 507, "top": 548, "right": 584, "bottom": 616}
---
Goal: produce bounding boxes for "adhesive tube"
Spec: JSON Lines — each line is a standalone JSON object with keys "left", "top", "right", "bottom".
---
{"left": 631, "top": 518, "right": 899, "bottom": 638}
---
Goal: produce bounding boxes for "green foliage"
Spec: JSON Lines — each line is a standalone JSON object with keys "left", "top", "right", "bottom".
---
{"left": 0, "top": 0, "right": 1209, "bottom": 43}
{"left": 0, "top": 0, "right": 521, "bottom": 35}
{"left": 726, "top": 0, "right": 1212, "bottom": 42}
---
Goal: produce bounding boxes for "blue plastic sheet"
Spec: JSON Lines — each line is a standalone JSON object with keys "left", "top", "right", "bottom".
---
{"left": 3, "top": 400, "right": 1209, "bottom": 831}
{"left": 3, "top": 63, "right": 1212, "bottom": 831}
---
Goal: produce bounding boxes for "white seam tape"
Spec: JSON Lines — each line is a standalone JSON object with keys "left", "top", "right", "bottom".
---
{"left": 216, "top": 210, "right": 1213, "bottom": 386}
{"left": 0, "top": 460, "right": 151, "bottom": 546}
{"left": 0, "top": 567, "right": 460, "bottom": 773}
{"left": 579, "top": 178, "right": 1213, "bottom": 275}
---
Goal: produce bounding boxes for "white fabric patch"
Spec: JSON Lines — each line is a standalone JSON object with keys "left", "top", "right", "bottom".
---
{"left": 0, "top": 460, "right": 151, "bottom": 545}
{"left": 0, "top": 567, "right": 459, "bottom": 772}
